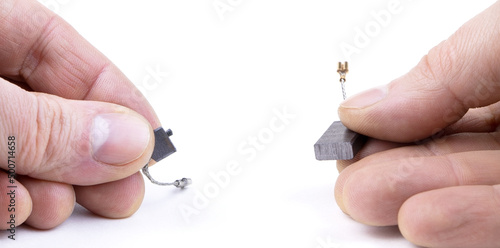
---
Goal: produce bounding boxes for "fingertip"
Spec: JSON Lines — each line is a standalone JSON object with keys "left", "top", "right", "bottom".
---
{"left": 338, "top": 82, "right": 438, "bottom": 143}
{"left": 75, "top": 172, "right": 145, "bottom": 219}
{"left": 341, "top": 172, "right": 372, "bottom": 224}
{"left": 399, "top": 186, "right": 500, "bottom": 248}
{"left": 339, "top": 85, "right": 388, "bottom": 110}
{"left": 0, "top": 174, "right": 32, "bottom": 230}
{"left": 341, "top": 165, "right": 404, "bottom": 226}
{"left": 398, "top": 194, "right": 435, "bottom": 247}
{"left": 19, "top": 177, "right": 75, "bottom": 230}
{"left": 334, "top": 167, "right": 351, "bottom": 214}
{"left": 399, "top": 191, "right": 472, "bottom": 248}
{"left": 80, "top": 105, "right": 155, "bottom": 185}
{"left": 118, "top": 173, "right": 146, "bottom": 218}
{"left": 334, "top": 162, "right": 371, "bottom": 217}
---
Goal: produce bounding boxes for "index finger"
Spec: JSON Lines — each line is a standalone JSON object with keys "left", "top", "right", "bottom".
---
{"left": 0, "top": 0, "right": 160, "bottom": 127}
{"left": 338, "top": 1, "right": 500, "bottom": 142}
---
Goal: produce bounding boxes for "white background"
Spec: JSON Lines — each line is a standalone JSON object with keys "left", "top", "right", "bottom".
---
{"left": 4, "top": 0, "right": 497, "bottom": 247}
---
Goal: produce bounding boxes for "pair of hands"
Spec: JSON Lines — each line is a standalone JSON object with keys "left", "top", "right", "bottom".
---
{"left": 1, "top": 0, "right": 499, "bottom": 247}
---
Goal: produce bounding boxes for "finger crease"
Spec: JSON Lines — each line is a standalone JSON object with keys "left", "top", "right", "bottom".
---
{"left": 81, "top": 62, "right": 111, "bottom": 101}
{"left": 491, "top": 186, "right": 500, "bottom": 211}
{"left": 442, "top": 154, "right": 467, "bottom": 186}
{"left": 488, "top": 132, "right": 500, "bottom": 148}
{"left": 486, "top": 105, "right": 500, "bottom": 131}
{"left": 440, "top": 75, "right": 467, "bottom": 116}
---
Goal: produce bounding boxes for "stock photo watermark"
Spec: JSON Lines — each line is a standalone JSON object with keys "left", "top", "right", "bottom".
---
{"left": 340, "top": 0, "right": 413, "bottom": 60}
{"left": 6, "top": 136, "right": 17, "bottom": 241}
{"left": 127, "top": 63, "right": 171, "bottom": 108}
{"left": 383, "top": 75, "right": 500, "bottom": 189}
{"left": 39, "top": 0, "right": 71, "bottom": 14}
{"left": 178, "top": 106, "right": 296, "bottom": 223}
{"left": 136, "top": 63, "right": 170, "bottom": 99}
{"left": 213, "top": 0, "right": 244, "bottom": 21}
{"left": 315, "top": 236, "right": 342, "bottom": 248}
{"left": 314, "top": 236, "right": 380, "bottom": 248}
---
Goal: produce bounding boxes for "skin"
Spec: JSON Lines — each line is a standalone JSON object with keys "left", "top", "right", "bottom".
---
{"left": 1, "top": 1, "right": 499, "bottom": 247}
{"left": 0, "top": 0, "right": 160, "bottom": 229}
{"left": 336, "top": 1, "right": 500, "bottom": 247}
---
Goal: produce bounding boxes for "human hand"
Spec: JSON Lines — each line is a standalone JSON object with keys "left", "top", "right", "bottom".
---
{"left": 1, "top": 0, "right": 160, "bottom": 230}
{"left": 335, "top": 2, "right": 500, "bottom": 248}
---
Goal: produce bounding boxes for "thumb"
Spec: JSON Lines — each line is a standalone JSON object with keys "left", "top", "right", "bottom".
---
{"left": 0, "top": 80, "right": 154, "bottom": 185}
{"left": 339, "top": 1, "right": 500, "bottom": 143}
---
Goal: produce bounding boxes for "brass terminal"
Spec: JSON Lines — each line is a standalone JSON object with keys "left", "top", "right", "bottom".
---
{"left": 337, "top": 62, "right": 348, "bottom": 81}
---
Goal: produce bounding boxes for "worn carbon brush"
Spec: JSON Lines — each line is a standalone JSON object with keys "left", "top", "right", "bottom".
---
{"left": 142, "top": 127, "right": 191, "bottom": 189}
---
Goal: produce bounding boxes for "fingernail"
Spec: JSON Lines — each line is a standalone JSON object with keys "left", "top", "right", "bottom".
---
{"left": 91, "top": 113, "right": 151, "bottom": 165}
{"left": 341, "top": 85, "right": 388, "bottom": 109}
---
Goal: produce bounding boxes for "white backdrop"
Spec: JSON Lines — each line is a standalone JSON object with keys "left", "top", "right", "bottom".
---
{"left": 4, "top": 0, "right": 496, "bottom": 247}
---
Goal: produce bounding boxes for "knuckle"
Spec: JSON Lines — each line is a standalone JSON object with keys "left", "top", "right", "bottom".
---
{"left": 414, "top": 40, "right": 466, "bottom": 106}
{"left": 24, "top": 181, "right": 75, "bottom": 229}
{"left": 419, "top": 39, "right": 463, "bottom": 84}
{"left": 20, "top": 14, "right": 59, "bottom": 81}
{"left": 344, "top": 167, "right": 403, "bottom": 222}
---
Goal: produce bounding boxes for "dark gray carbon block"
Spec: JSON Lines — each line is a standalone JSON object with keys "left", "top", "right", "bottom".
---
{"left": 314, "top": 121, "right": 367, "bottom": 160}
{"left": 151, "top": 127, "right": 177, "bottom": 162}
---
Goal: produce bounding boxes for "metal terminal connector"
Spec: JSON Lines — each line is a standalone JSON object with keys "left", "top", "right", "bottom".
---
{"left": 173, "top": 178, "right": 192, "bottom": 189}
{"left": 337, "top": 62, "right": 349, "bottom": 100}
{"left": 337, "top": 61, "right": 349, "bottom": 81}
